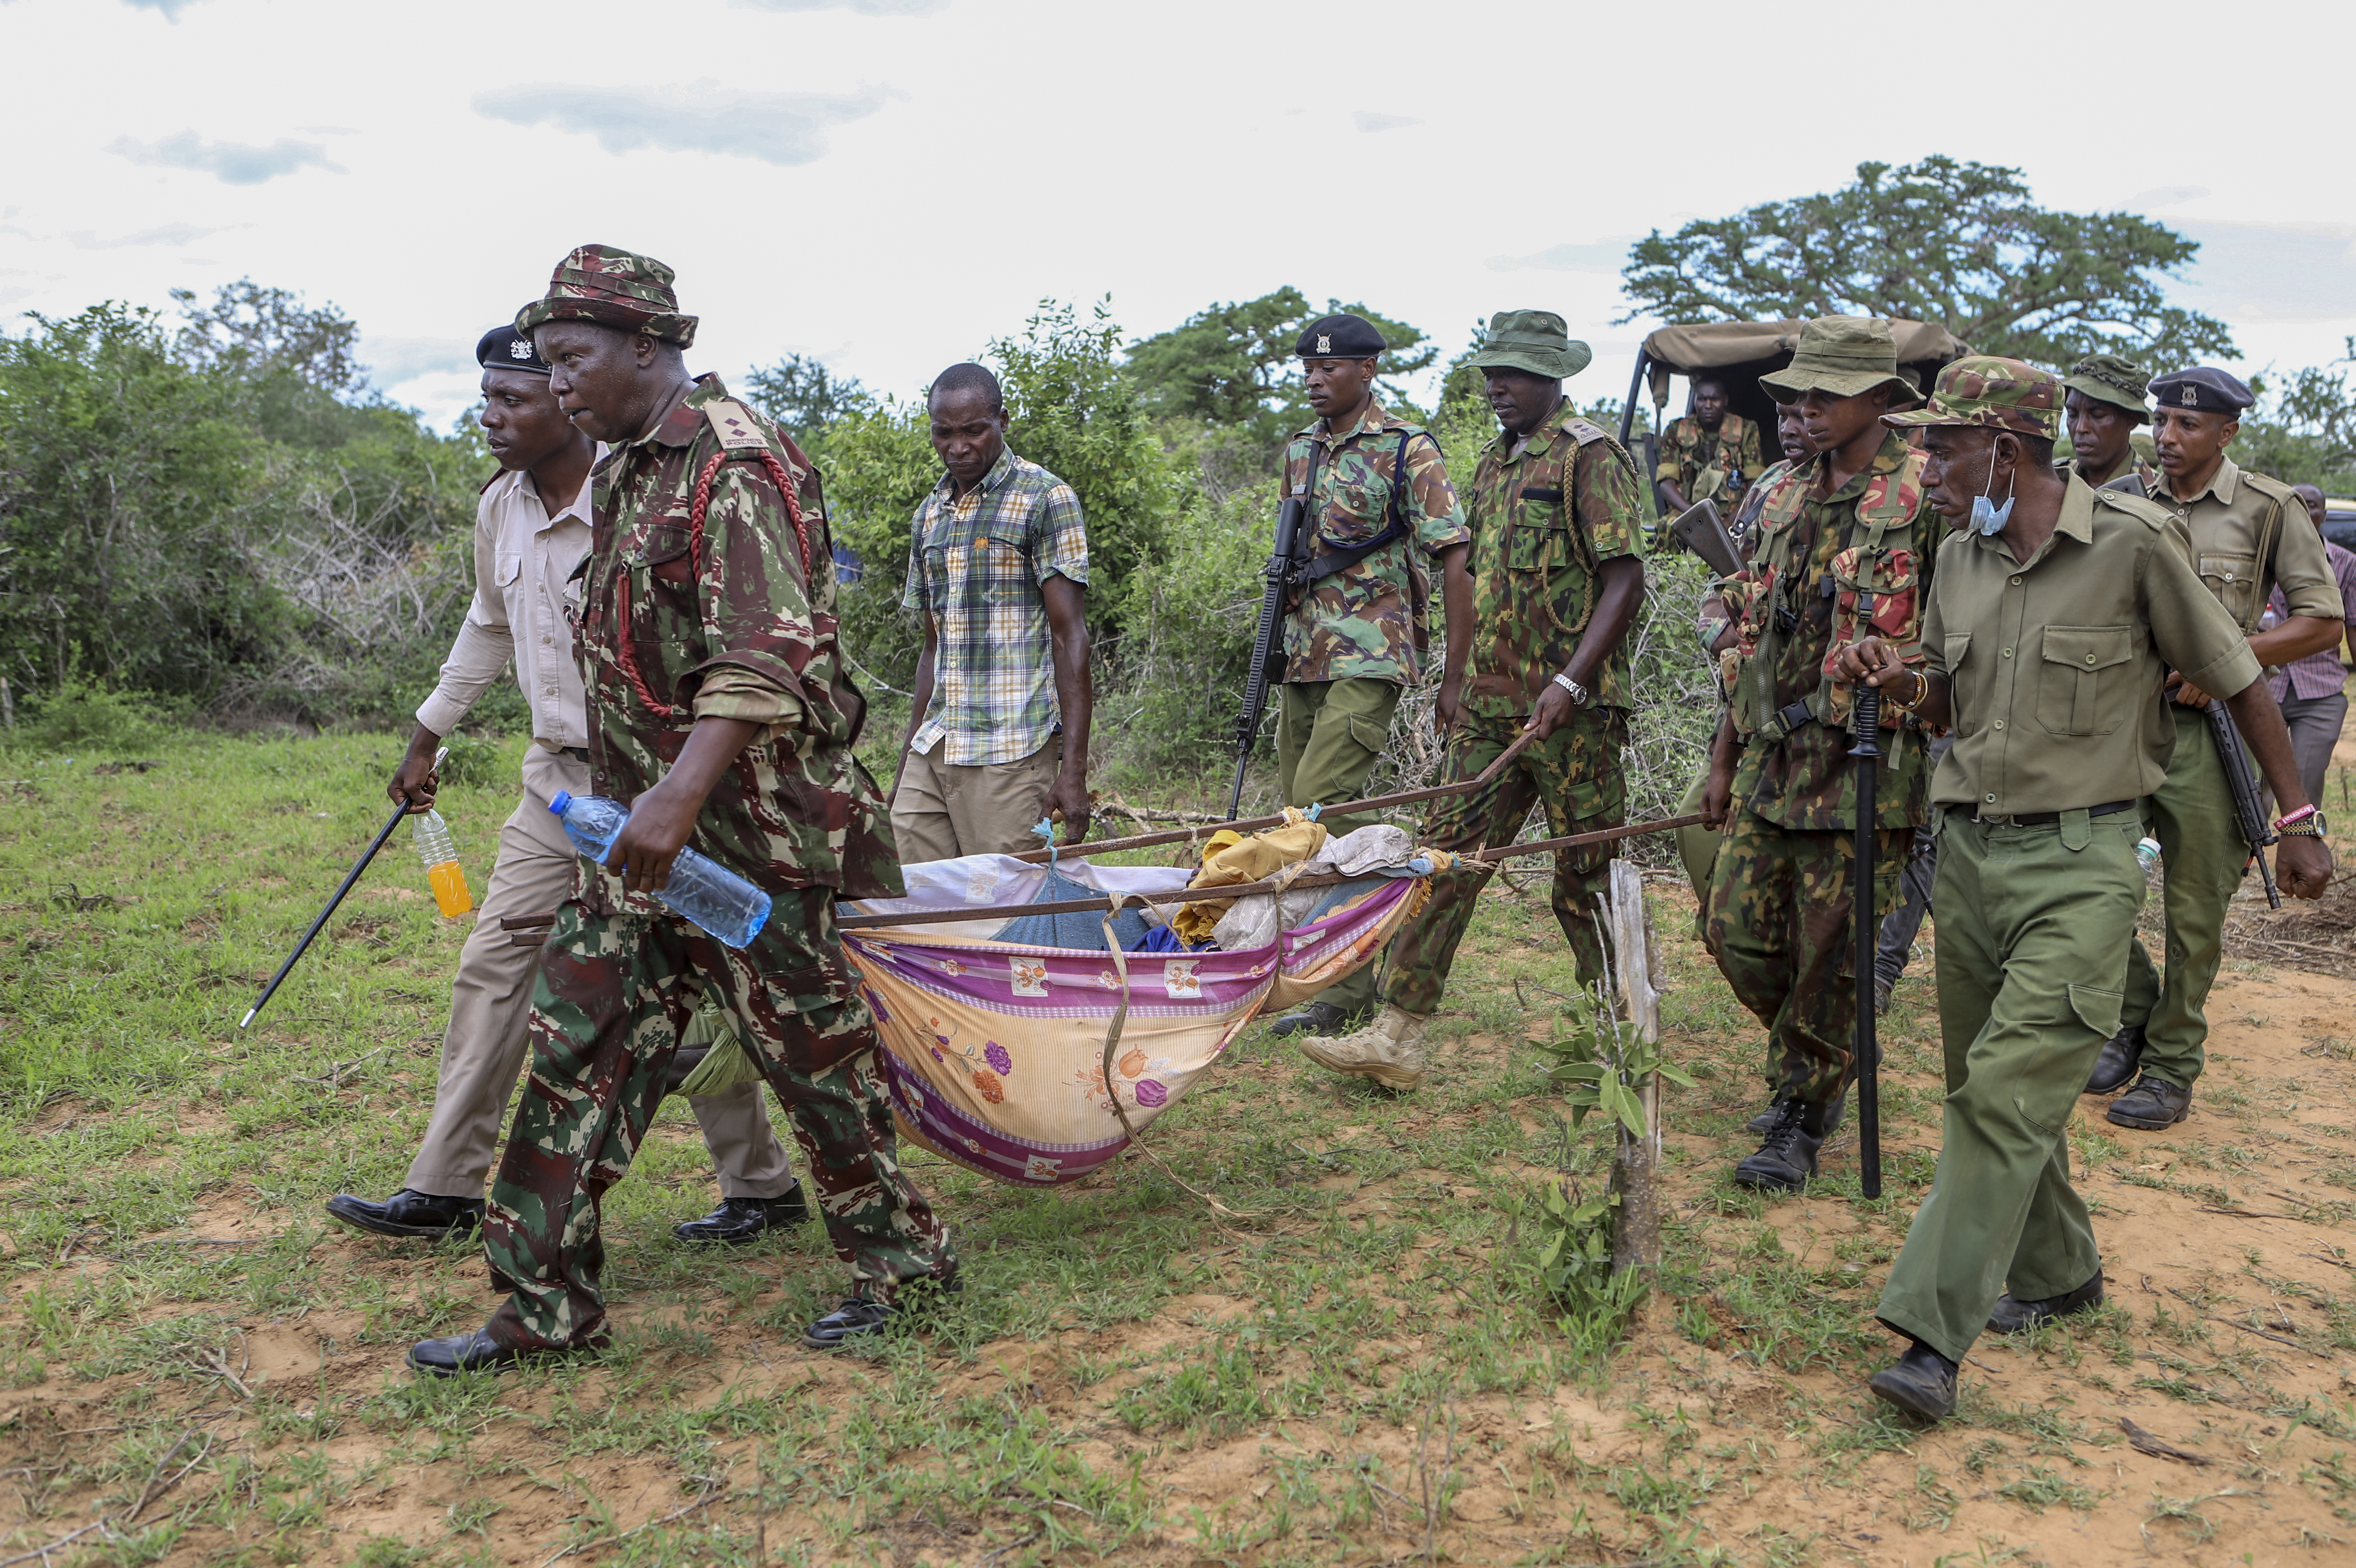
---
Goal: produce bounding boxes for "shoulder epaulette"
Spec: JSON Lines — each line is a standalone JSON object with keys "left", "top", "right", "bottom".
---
{"left": 701, "top": 398, "right": 769, "bottom": 453}
{"left": 2238, "top": 468, "right": 2300, "bottom": 502}
{"left": 2091, "top": 487, "right": 2175, "bottom": 531}
{"left": 1563, "top": 417, "right": 1611, "bottom": 446}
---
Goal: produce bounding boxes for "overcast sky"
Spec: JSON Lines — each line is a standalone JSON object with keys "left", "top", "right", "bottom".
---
{"left": 4, "top": 0, "right": 2352, "bottom": 437}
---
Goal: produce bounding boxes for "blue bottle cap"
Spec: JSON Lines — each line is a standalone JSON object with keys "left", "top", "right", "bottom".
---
{"left": 549, "top": 790, "right": 572, "bottom": 815}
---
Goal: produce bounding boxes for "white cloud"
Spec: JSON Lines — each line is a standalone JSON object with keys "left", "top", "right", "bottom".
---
{"left": 475, "top": 81, "right": 903, "bottom": 166}
{"left": 1353, "top": 111, "right": 1420, "bottom": 133}
{"left": 107, "top": 132, "right": 333, "bottom": 185}
{"left": 2175, "top": 219, "right": 2356, "bottom": 322}
{"left": 66, "top": 222, "right": 216, "bottom": 249}
{"left": 2128, "top": 185, "right": 2210, "bottom": 209}
{"left": 122, "top": 0, "right": 202, "bottom": 16}
{"left": 358, "top": 333, "right": 474, "bottom": 389}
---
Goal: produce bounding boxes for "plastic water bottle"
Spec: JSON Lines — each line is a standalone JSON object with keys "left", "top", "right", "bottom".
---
{"left": 412, "top": 810, "right": 473, "bottom": 918}
{"left": 547, "top": 790, "right": 772, "bottom": 947}
{"left": 2137, "top": 836, "right": 2164, "bottom": 875}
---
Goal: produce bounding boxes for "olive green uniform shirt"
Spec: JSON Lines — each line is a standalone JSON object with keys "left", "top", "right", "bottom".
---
{"left": 2150, "top": 454, "right": 2342, "bottom": 633}
{"left": 1924, "top": 474, "right": 2261, "bottom": 816}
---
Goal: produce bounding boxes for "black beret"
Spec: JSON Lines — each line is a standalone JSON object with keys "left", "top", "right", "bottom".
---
{"left": 476, "top": 323, "right": 551, "bottom": 375}
{"left": 2148, "top": 366, "right": 2253, "bottom": 416}
{"left": 1295, "top": 312, "right": 1387, "bottom": 359}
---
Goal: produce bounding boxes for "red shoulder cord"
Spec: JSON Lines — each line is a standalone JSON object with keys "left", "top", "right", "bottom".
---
{"left": 613, "top": 448, "right": 819, "bottom": 723}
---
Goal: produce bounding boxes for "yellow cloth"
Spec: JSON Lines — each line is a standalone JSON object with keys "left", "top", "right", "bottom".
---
{"left": 1173, "top": 809, "right": 1329, "bottom": 943}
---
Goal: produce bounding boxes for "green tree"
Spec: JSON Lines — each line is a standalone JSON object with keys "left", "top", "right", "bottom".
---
{"left": 1619, "top": 157, "right": 2236, "bottom": 366}
{"left": 742, "top": 352, "right": 870, "bottom": 454}
{"left": 2237, "top": 338, "right": 2356, "bottom": 493}
{"left": 0, "top": 303, "right": 290, "bottom": 698}
{"left": 1126, "top": 286, "right": 1436, "bottom": 452}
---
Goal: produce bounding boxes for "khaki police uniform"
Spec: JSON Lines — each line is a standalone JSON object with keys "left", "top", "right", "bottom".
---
{"left": 1876, "top": 474, "right": 2260, "bottom": 1362}
{"left": 2120, "top": 453, "right": 2341, "bottom": 1093}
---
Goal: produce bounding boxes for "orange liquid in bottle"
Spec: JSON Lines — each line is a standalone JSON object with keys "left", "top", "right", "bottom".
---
{"left": 426, "top": 860, "right": 473, "bottom": 918}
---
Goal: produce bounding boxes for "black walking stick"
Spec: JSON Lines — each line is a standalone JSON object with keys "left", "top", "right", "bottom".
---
{"left": 1850, "top": 675, "right": 1884, "bottom": 1200}
{"left": 239, "top": 748, "right": 445, "bottom": 1030}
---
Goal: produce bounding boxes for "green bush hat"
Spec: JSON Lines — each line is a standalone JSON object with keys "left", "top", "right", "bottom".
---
{"left": 1467, "top": 310, "right": 1593, "bottom": 379}
{"left": 2061, "top": 352, "right": 2152, "bottom": 423}
{"left": 1881, "top": 355, "right": 2063, "bottom": 442}
{"left": 1759, "top": 316, "right": 1914, "bottom": 405}
{"left": 516, "top": 244, "right": 699, "bottom": 349}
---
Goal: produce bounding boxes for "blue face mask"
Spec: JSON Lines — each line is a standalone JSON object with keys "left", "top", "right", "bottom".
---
{"left": 1970, "top": 451, "right": 2014, "bottom": 536}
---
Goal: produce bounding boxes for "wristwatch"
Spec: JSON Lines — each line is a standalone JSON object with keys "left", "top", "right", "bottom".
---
{"left": 1551, "top": 672, "right": 1589, "bottom": 706}
{"left": 2276, "top": 811, "right": 2328, "bottom": 839}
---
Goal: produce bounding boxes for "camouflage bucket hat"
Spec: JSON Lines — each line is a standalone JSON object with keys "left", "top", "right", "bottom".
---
{"left": 1758, "top": 316, "right": 1911, "bottom": 403}
{"left": 2061, "top": 352, "right": 2151, "bottom": 422}
{"left": 1467, "top": 309, "right": 1593, "bottom": 379}
{"left": 515, "top": 244, "right": 699, "bottom": 348}
{"left": 1882, "top": 355, "right": 2062, "bottom": 442}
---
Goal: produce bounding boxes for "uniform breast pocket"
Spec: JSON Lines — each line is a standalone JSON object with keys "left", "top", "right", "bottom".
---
{"left": 2035, "top": 626, "right": 2136, "bottom": 736}
{"left": 1831, "top": 546, "right": 1920, "bottom": 647}
{"left": 1319, "top": 475, "right": 1391, "bottom": 548}
{"left": 631, "top": 523, "right": 695, "bottom": 585}
{"left": 1508, "top": 490, "right": 1568, "bottom": 572}
{"left": 2198, "top": 552, "right": 2260, "bottom": 628}
{"left": 975, "top": 531, "right": 1033, "bottom": 604}
{"left": 493, "top": 551, "right": 522, "bottom": 589}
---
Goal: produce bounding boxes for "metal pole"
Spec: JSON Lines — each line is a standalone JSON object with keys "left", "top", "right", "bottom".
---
{"left": 1851, "top": 684, "right": 1883, "bottom": 1200}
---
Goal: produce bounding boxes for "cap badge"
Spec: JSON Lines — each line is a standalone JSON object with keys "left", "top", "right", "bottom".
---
{"left": 508, "top": 340, "right": 533, "bottom": 361}
{"left": 2180, "top": 385, "right": 2197, "bottom": 405}
{"left": 1316, "top": 335, "right": 1330, "bottom": 353}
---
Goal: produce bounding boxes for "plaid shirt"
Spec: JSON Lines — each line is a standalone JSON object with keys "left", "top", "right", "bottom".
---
{"left": 901, "top": 447, "right": 1090, "bottom": 765}
{"left": 2267, "top": 539, "right": 2356, "bottom": 702}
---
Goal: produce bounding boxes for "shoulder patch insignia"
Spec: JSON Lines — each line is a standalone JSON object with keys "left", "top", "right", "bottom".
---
{"left": 702, "top": 399, "right": 767, "bottom": 452}
{"left": 1563, "top": 417, "right": 1610, "bottom": 446}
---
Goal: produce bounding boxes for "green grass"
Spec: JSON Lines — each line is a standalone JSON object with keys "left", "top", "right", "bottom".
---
{"left": 5, "top": 728, "right": 2356, "bottom": 1564}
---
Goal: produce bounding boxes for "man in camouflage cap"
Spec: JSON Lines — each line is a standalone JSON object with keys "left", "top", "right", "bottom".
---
{"left": 2061, "top": 352, "right": 2159, "bottom": 496}
{"left": 1305, "top": 310, "right": 1645, "bottom": 1090}
{"left": 1833, "top": 357, "right": 2328, "bottom": 1422}
{"left": 2084, "top": 363, "right": 2345, "bottom": 1127}
{"left": 406, "top": 246, "right": 957, "bottom": 1376}
{"left": 1701, "top": 318, "right": 1940, "bottom": 1192}
{"left": 1262, "top": 312, "right": 1472, "bottom": 1041}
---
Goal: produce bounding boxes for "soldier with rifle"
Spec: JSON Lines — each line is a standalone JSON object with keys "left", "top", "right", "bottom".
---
{"left": 1834, "top": 358, "right": 2330, "bottom": 1423}
{"left": 2086, "top": 367, "right": 2344, "bottom": 1129}
{"left": 1302, "top": 311, "right": 1645, "bottom": 1090}
{"left": 1243, "top": 312, "right": 1471, "bottom": 1042}
{"left": 1700, "top": 318, "right": 1940, "bottom": 1192}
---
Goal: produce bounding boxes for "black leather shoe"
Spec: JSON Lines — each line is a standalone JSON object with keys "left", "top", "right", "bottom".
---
{"left": 1733, "top": 1100, "right": 1825, "bottom": 1192}
{"left": 1988, "top": 1270, "right": 2104, "bottom": 1335}
{"left": 671, "top": 1185, "right": 810, "bottom": 1245}
{"left": 1745, "top": 1092, "right": 1847, "bottom": 1137}
{"left": 2107, "top": 1074, "right": 2192, "bottom": 1129}
{"left": 326, "top": 1189, "right": 484, "bottom": 1241}
{"left": 2085, "top": 1026, "right": 2145, "bottom": 1096}
{"left": 802, "top": 1297, "right": 896, "bottom": 1350}
{"left": 407, "top": 1329, "right": 592, "bottom": 1377}
{"left": 1868, "top": 1339, "right": 1958, "bottom": 1423}
{"left": 1269, "top": 1000, "right": 1355, "bottom": 1038}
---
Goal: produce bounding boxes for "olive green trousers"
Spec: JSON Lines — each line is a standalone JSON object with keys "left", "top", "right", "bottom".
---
{"left": 1277, "top": 677, "right": 1403, "bottom": 1016}
{"left": 1877, "top": 807, "right": 2144, "bottom": 1365}
{"left": 2118, "top": 703, "right": 2247, "bottom": 1090}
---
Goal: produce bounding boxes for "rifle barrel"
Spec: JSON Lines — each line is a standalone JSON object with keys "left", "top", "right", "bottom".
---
{"left": 1850, "top": 686, "right": 1884, "bottom": 1202}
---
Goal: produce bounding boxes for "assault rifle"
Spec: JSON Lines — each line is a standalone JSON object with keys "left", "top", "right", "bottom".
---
{"left": 2205, "top": 698, "right": 2282, "bottom": 909}
{"left": 1668, "top": 499, "right": 1744, "bottom": 578}
{"left": 1226, "top": 448, "right": 1320, "bottom": 819}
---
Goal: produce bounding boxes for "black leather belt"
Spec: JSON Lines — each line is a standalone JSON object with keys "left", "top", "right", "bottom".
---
{"left": 1975, "top": 799, "right": 2134, "bottom": 826}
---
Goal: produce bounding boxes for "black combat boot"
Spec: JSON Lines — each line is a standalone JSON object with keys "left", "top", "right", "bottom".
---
{"left": 2084, "top": 1026, "right": 2144, "bottom": 1096}
{"left": 1269, "top": 1000, "right": 1355, "bottom": 1038}
{"left": 1733, "top": 1099, "right": 1827, "bottom": 1192}
{"left": 1988, "top": 1270, "right": 2104, "bottom": 1334}
{"left": 1868, "top": 1339, "right": 1958, "bottom": 1422}
{"left": 2107, "top": 1073, "right": 2191, "bottom": 1129}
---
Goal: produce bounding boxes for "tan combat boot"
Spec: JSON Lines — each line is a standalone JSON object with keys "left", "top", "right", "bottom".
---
{"left": 1296, "top": 1004, "right": 1430, "bottom": 1090}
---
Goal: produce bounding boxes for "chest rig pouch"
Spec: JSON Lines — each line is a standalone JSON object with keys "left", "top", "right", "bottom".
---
{"left": 1732, "top": 451, "right": 1925, "bottom": 742}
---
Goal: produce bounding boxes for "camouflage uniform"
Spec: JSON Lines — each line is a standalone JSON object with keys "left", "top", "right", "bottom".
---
{"left": 478, "top": 249, "right": 950, "bottom": 1352}
{"left": 1707, "top": 429, "right": 1938, "bottom": 1109}
{"left": 1384, "top": 404, "right": 1644, "bottom": 1006}
{"left": 1277, "top": 401, "right": 1467, "bottom": 1016}
{"left": 1657, "top": 411, "right": 1764, "bottom": 510}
